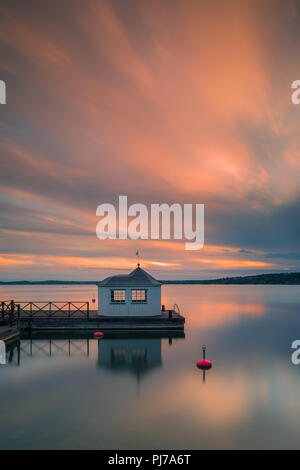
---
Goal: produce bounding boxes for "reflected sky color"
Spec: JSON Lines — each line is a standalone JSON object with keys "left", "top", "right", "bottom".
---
{"left": 0, "top": 0, "right": 300, "bottom": 280}
{"left": 1, "top": 284, "right": 300, "bottom": 449}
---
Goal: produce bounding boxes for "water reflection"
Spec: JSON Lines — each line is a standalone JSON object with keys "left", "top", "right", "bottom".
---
{"left": 1, "top": 285, "right": 300, "bottom": 449}
{"left": 7, "top": 332, "right": 185, "bottom": 376}
{"left": 3, "top": 339, "right": 20, "bottom": 366}
{"left": 98, "top": 337, "right": 162, "bottom": 380}
{"left": 20, "top": 337, "right": 90, "bottom": 359}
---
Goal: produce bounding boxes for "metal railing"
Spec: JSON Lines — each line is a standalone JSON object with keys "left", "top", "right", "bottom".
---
{"left": 1, "top": 300, "right": 19, "bottom": 326}
{"left": 173, "top": 303, "right": 181, "bottom": 314}
{"left": 16, "top": 301, "right": 90, "bottom": 320}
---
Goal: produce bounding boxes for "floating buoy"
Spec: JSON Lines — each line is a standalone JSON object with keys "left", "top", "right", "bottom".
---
{"left": 94, "top": 331, "right": 104, "bottom": 338}
{"left": 92, "top": 298, "right": 96, "bottom": 304}
{"left": 197, "top": 345, "right": 212, "bottom": 370}
{"left": 197, "top": 359, "right": 212, "bottom": 370}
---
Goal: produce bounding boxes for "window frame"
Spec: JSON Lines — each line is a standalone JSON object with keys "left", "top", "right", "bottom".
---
{"left": 131, "top": 289, "right": 148, "bottom": 304}
{"left": 110, "top": 289, "right": 126, "bottom": 304}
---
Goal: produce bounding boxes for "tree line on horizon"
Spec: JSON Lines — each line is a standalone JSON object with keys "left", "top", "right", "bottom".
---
{"left": 0, "top": 272, "right": 300, "bottom": 285}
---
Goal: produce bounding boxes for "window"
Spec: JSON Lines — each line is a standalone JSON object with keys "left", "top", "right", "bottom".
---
{"left": 131, "top": 289, "right": 147, "bottom": 303}
{"left": 111, "top": 290, "right": 126, "bottom": 303}
{"left": 132, "top": 349, "right": 147, "bottom": 361}
{"left": 111, "top": 349, "right": 126, "bottom": 365}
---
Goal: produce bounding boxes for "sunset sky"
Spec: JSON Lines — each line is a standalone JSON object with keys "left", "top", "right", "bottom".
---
{"left": 0, "top": 0, "right": 300, "bottom": 280}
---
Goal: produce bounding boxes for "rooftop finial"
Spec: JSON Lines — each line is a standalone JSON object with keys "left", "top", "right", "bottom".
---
{"left": 136, "top": 250, "right": 140, "bottom": 267}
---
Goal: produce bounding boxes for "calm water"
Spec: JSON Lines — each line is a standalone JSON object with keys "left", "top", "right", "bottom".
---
{"left": 0, "top": 284, "right": 300, "bottom": 450}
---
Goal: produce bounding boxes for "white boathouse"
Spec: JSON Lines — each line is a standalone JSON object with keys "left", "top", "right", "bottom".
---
{"left": 97, "top": 265, "right": 162, "bottom": 317}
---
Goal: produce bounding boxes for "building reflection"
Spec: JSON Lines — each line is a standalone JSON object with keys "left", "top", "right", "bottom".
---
{"left": 98, "top": 337, "right": 162, "bottom": 380}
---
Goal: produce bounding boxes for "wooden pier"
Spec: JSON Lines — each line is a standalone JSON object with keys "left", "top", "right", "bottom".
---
{"left": 1, "top": 301, "right": 185, "bottom": 332}
{"left": 0, "top": 325, "right": 20, "bottom": 343}
{"left": 0, "top": 300, "right": 20, "bottom": 343}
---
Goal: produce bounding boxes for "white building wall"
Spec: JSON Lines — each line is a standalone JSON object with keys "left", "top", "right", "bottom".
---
{"left": 97, "top": 286, "right": 161, "bottom": 316}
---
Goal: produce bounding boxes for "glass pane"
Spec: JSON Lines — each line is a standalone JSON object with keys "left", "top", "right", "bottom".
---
{"left": 132, "top": 290, "right": 146, "bottom": 302}
{"left": 112, "top": 290, "right": 126, "bottom": 302}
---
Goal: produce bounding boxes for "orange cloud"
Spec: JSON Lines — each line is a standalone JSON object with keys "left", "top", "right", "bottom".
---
{"left": 198, "top": 259, "right": 276, "bottom": 269}
{"left": 0, "top": 255, "right": 34, "bottom": 266}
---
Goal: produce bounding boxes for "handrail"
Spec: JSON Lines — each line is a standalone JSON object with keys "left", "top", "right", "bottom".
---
{"left": 1, "top": 300, "right": 18, "bottom": 326}
{"left": 16, "top": 301, "right": 90, "bottom": 319}
{"left": 173, "top": 303, "right": 180, "bottom": 314}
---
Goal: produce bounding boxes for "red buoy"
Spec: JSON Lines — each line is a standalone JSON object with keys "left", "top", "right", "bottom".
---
{"left": 94, "top": 331, "right": 104, "bottom": 338}
{"left": 197, "top": 345, "right": 212, "bottom": 370}
{"left": 92, "top": 298, "right": 96, "bottom": 303}
{"left": 197, "top": 359, "right": 212, "bottom": 370}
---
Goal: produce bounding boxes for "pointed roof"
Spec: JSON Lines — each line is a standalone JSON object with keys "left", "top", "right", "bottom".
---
{"left": 98, "top": 266, "right": 162, "bottom": 287}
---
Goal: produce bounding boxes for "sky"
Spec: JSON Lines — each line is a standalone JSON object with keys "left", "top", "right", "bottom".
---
{"left": 0, "top": 0, "right": 300, "bottom": 281}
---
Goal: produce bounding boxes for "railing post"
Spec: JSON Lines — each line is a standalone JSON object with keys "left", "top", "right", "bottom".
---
{"left": 17, "top": 341, "right": 20, "bottom": 366}
{"left": 1, "top": 301, "right": 4, "bottom": 321}
{"left": 49, "top": 302, "right": 52, "bottom": 317}
{"left": 30, "top": 302, "right": 32, "bottom": 319}
{"left": 87, "top": 301, "right": 89, "bottom": 321}
{"left": 17, "top": 304, "right": 20, "bottom": 322}
{"left": 69, "top": 302, "right": 71, "bottom": 318}
{"left": 10, "top": 300, "right": 15, "bottom": 326}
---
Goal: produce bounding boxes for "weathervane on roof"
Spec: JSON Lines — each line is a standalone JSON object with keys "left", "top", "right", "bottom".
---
{"left": 136, "top": 250, "right": 140, "bottom": 267}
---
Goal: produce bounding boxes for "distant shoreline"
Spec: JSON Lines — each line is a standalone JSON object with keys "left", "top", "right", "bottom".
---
{"left": 1, "top": 272, "right": 300, "bottom": 285}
